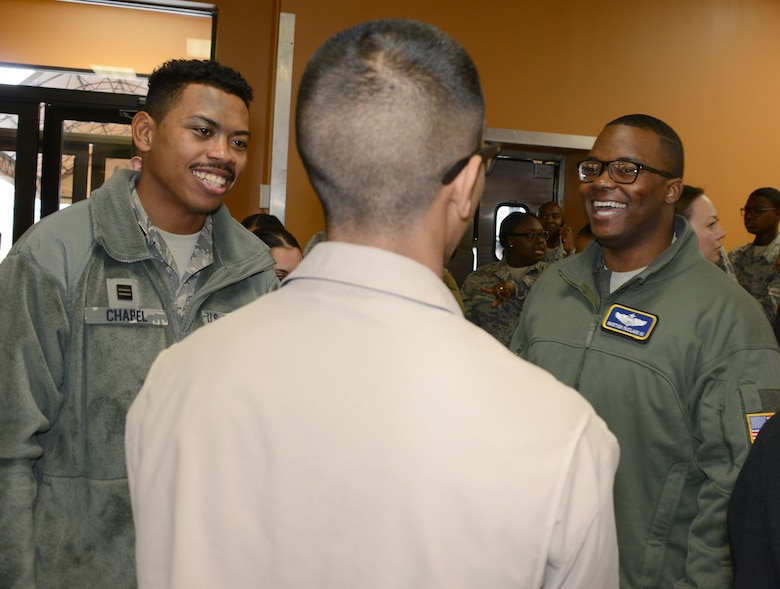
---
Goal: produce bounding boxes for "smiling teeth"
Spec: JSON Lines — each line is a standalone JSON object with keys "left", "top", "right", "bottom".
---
{"left": 193, "top": 171, "right": 227, "bottom": 188}
{"left": 594, "top": 201, "right": 626, "bottom": 209}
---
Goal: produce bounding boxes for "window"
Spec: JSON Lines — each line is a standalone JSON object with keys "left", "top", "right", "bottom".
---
{"left": 494, "top": 203, "right": 530, "bottom": 260}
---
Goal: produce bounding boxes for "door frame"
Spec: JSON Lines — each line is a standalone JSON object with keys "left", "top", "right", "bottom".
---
{"left": 0, "top": 84, "right": 142, "bottom": 241}
{"left": 445, "top": 128, "right": 596, "bottom": 285}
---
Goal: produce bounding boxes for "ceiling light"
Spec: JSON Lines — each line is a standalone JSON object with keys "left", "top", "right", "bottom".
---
{"left": 57, "top": 0, "right": 216, "bottom": 17}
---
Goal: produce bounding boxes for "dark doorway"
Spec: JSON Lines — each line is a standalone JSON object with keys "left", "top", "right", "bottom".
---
{"left": 445, "top": 129, "right": 594, "bottom": 286}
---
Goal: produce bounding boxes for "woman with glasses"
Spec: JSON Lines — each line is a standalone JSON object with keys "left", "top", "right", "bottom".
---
{"left": 460, "top": 212, "right": 548, "bottom": 346}
{"left": 728, "top": 186, "right": 780, "bottom": 324}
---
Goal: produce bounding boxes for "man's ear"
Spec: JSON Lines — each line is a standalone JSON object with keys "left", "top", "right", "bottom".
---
{"left": 664, "top": 178, "right": 683, "bottom": 205}
{"left": 449, "top": 153, "right": 484, "bottom": 220}
{"left": 132, "top": 111, "right": 154, "bottom": 155}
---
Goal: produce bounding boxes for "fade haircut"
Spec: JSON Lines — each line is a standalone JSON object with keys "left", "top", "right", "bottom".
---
{"left": 144, "top": 59, "right": 254, "bottom": 122}
{"left": 296, "top": 18, "right": 485, "bottom": 231}
{"left": 606, "top": 114, "right": 684, "bottom": 179}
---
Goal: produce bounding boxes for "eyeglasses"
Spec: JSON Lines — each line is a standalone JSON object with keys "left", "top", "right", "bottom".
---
{"left": 578, "top": 159, "right": 674, "bottom": 184}
{"left": 510, "top": 230, "right": 549, "bottom": 241}
{"left": 441, "top": 143, "right": 501, "bottom": 185}
{"left": 740, "top": 206, "right": 779, "bottom": 216}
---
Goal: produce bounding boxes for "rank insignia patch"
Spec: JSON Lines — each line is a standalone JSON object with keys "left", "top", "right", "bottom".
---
{"left": 601, "top": 304, "right": 658, "bottom": 342}
{"left": 107, "top": 278, "right": 139, "bottom": 308}
{"left": 746, "top": 412, "right": 775, "bottom": 443}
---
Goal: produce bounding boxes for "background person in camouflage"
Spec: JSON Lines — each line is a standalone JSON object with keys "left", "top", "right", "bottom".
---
{"left": 537, "top": 201, "right": 575, "bottom": 262}
{"left": 729, "top": 186, "right": 780, "bottom": 324}
{"left": 460, "top": 212, "right": 547, "bottom": 345}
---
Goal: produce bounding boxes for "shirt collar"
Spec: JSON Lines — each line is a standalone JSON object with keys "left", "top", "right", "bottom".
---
{"left": 287, "top": 241, "right": 463, "bottom": 315}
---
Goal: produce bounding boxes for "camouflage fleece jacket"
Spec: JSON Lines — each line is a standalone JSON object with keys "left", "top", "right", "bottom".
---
{"left": 0, "top": 169, "right": 278, "bottom": 588}
{"left": 728, "top": 233, "right": 780, "bottom": 324}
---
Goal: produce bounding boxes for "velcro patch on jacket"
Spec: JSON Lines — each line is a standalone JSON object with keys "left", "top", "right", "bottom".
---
{"left": 85, "top": 307, "right": 168, "bottom": 325}
{"left": 601, "top": 304, "right": 658, "bottom": 342}
{"left": 202, "top": 310, "right": 226, "bottom": 324}
{"left": 107, "top": 278, "right": 139, "bottom": 308}
{"left": 746, "top": 412, "right": 775, "bottom": 443}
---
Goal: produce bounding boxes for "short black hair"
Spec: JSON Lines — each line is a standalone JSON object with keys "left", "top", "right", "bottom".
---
{"left": 749, "top": 187, "right": 780, "bottom": 208}
{"left": 296, "top": 18, "right": 484, "bottom": 231}
{"left": 145, "top": 59, "right": 253, "bottom": 121}
{"left": 252, "top": 227, "right": 301, "bottom": 251}
{"left": 606, "top": 114, "right": 684, "bottom": 179}
{"left": 241, "top": 213, "right": 284, "bottom": 232}
{"left": 499, "top": 212, "right": 536, "bottom": 248}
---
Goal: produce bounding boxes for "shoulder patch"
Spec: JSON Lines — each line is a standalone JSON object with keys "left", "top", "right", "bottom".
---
{"left": 747, "top": 412, "right": 775, "bottom": 443}
{"left": 601, "top": 304, "right": 658, "bottom": 342}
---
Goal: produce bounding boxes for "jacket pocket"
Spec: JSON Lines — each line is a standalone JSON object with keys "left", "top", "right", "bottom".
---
{"left": 641, "top": 463, "right": 689, "bottom": 588}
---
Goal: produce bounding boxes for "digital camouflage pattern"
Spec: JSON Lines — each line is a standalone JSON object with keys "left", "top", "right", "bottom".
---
{"left": 728, "top": 234, "right": 780, "bottom": 323}
{"left": 132, "top": 188, "right": 213, "bottom": 317}
{"left": 460, "top": 258, "right": 547, "bottom": 346}
{"left": 544, "top": 241, "right": 570, "bottom": 264}
{"left": 717, "top": 246, "right": 737, "bottom": 280}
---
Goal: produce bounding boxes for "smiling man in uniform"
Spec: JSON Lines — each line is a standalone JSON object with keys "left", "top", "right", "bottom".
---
{"left": 511, "top": 113, "right": 780, "bottom": 588}
{"left": 0, "top": 59, "right": 278, "bottom": 587}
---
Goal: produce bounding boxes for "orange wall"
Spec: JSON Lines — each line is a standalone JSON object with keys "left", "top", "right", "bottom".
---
{"left": 2, "top": 0, "right": 212, "bottom": 75}
{"left": 279, "top": 0, "right": 780, "bottom": 251}
{"left": 3, "top": 0, "right": 780, "bottom": 250}
{"left": 213, "top": 0, "right": 280, "bottom": 219}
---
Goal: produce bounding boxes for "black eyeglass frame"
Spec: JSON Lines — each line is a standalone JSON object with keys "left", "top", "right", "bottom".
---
{"left": 441, "top": 143, "right": 501, "bottom": 185}
{"left": 509, "top": 230, "right": 550, "bottom": 241}
{"left": 740, "top": 207, "right": 780, "bottom": 217}
{"left": 577, "top": 159, "right": 674, "bottom": 185}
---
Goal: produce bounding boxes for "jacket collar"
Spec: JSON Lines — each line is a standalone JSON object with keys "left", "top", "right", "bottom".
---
{"left": 558, "top": 215, "right": 701, "bottom": 290}
{"left": 90, "top": 169, "right": 274, "bottom": 271}
{"left": 287, "top": 241, "right": 463, "bottom": 315}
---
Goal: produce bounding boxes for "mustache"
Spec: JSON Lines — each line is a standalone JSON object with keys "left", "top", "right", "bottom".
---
{"left": 190, "top": 163, "right": 236, "bottom": 182}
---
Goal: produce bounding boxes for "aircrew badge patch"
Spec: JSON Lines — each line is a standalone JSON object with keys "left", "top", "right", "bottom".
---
{"left": 746, "top": 412, "right": 775, "bottom": 443}
{"left": 601, "top": 304, "right": 658, "bottom": 342}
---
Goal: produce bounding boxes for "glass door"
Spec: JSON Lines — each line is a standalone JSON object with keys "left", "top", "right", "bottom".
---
{"left": 0, "top": 100, "right": 40, "bottom": 258}
{"left": 0, "top": 85, "right": 140, "bottom": 259}
{"left": 41, "top": 105, "right": 135, "bottom": 214}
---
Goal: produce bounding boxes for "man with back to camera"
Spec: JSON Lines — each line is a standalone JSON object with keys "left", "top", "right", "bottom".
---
{"left": 510, "top": 113, "right": 780, "bottom": 588}
{"left": 125, "top": 19, "right": 620, "bottom": 588}
{"left": 537, "top": 200, "right": 574, "bottom": 262}
{"left": 0, "top": 59, "right": 278, "bottom": 587}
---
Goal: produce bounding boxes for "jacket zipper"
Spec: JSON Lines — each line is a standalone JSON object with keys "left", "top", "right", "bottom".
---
{"left": 574, "top": 320, "right": 599, "bottom": 391}
{"left": 718, "top": 400, "right": 735, "bottom": 474}
{"left": 560, "top": 271, "right": 601, "bottom": 391}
